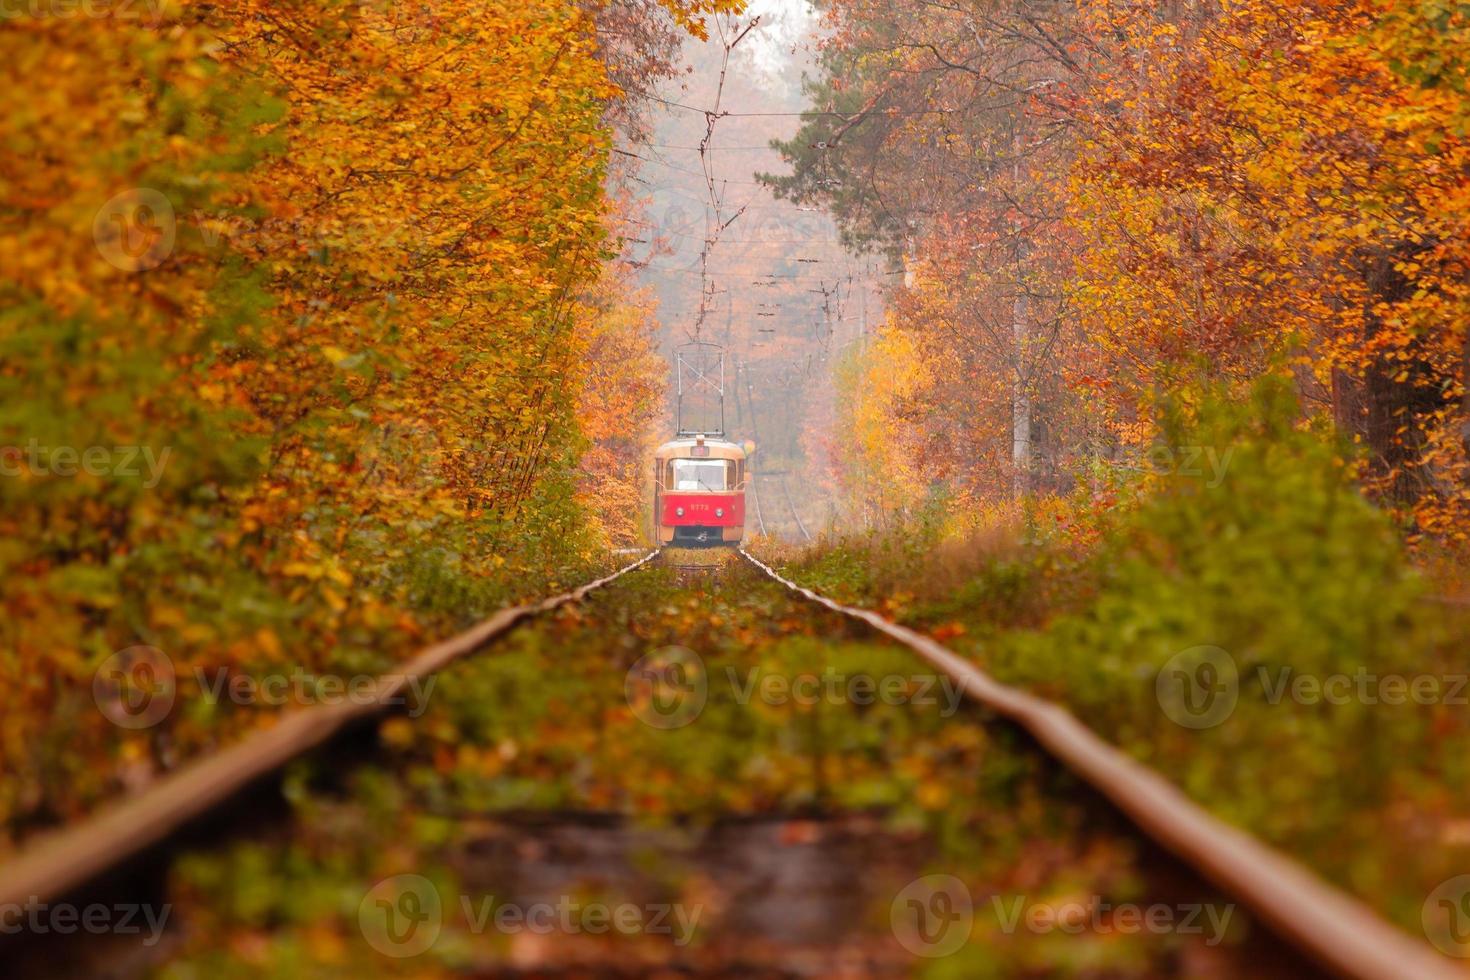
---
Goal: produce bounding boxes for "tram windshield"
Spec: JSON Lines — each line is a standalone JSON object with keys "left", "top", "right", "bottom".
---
{"left": 671, "top": 459, "right": 730, "bottom": 491}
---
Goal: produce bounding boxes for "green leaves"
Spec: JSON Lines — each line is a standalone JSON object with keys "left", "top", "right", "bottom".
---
{"left": 0, "top": 0, "right": 690, "bottom": 840}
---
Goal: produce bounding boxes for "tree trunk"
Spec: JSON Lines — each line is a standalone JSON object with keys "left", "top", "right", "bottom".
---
{"left": 1010, "top": 122, "right": 1032, "bottom": 500}
{"left": 1461, "top": 327, "right": 1470, "bottom": 462}
{"left": 1012, "top": 273, "right": 1031, "bottom": 499}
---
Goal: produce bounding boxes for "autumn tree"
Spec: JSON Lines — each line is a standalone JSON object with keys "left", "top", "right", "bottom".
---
{"left": 0, "top": 0, "right": 737, "bottom": 841}
{"left": 764, "top": 0, "right": 1091, "bottom": 500}
{"left": 777, "top": 0, "right": 1469, "bottom": 543}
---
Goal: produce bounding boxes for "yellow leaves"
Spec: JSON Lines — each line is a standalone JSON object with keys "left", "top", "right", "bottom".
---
{"left": 151, "top": 605, "right": 190, "bottom": 629}
{"left": 655, "top": 0, "right": 747, "bottom": 41}
{"left": 915, "top": 779, "right": 951, "bottom": 810}
{"left": 833, "top": 323, "right": 933, "bottom": 521}
{"left": 180, "top": 622, "right": 217, "bottom": 645}
{"left": 0, "top": 0, "right": 731, "bottom": 835}
{"left": 281, "top": 560, "right": 353, "bottom": 588}
{"left": 1060, "top": 0, "right": 1470, "bottom": 539}
{"left": 254, "top": 628, "right": 283, "bottom": 660}
{"left": 380, "top": 716, "right": 415, "bottom": 750}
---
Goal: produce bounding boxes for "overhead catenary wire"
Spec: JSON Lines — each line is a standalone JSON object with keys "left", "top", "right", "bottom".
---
{"left": 629, "top": 141, "right": 787, "bottom": 151}
{"left": 679, "top": 11, "right": 765, "bottom": 342}
{"left": 632, "top": 262, "right": 902, "bottom": 282}
{"left": 614, "top": 148, "right": 773, "bottom": 186}
{"left": 619, "top": 15, "right": 885, "bottom": 389}
{"left": 627, "top": 87, "right": 962, "bottom": 119}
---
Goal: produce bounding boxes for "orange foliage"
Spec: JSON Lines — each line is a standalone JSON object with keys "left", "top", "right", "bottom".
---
{"left": 800, "top": 0, "right": 1469, "bottom": 541}
{"left": 0, "top": 0, "right": 734, "bottom": 842}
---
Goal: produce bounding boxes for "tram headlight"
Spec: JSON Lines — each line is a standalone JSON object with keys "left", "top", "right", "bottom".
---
{"left": 675, "top": 506, "right": 685, "bottom": 517}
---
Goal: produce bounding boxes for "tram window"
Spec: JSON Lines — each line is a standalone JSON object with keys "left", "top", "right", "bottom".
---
{"left": 672, "top": 459, "right": 730, "bottom": 491}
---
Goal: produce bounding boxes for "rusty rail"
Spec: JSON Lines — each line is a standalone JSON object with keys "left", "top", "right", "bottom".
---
{"left": 748, "top": 467, "right": 767, "bottom": 537}
{"left": 778, "top": 473, "right": 812, "bottom": 542}
{"left": 740, "top": 548, "right": 1457, "bottom": 980}
{"left": 0, "top": 550, "right": 661, "bottom": 911}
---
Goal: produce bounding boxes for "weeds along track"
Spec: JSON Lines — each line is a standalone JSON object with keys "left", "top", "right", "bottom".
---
{"left": 0, "top": 547, "right": 1453, "bottom": 978}
{"left": 739, "top": 548, "right": 1456, "bottom": 980}
{"left": 0, "top": 550, "right": 661, "bottom": 914}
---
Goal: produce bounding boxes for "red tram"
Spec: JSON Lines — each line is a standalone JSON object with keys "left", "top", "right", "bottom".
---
{"left": 653, "top": 434, "right": 747, "bottom": 546}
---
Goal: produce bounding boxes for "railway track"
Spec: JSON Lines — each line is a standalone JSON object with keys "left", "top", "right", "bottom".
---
{"left": 748, "top": 469, "right": 810, "bottom": 542}
{"left": 747, "top": 467, "right": 767, "bottom": 537}
{"left": 739, "top": 549, "right": 1457, "bottom": 980}
{"left": 0, "top": 550, "right": 660, "bottom": 914}
{"left": 0, "top": 547, "right": 1455, "bottom": 978}
{"left": 777, "top": 473, "right": 812, "bottom": 542}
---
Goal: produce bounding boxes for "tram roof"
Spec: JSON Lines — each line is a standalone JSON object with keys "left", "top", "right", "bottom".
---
{"left": 654, "top": 436, "right": 746, "bottom": 459}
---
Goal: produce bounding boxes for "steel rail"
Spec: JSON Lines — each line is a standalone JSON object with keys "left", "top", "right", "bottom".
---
{"left": 740, "top": 548, "right": 1457, "bottom": 980}
{"left": 778, "top": 473, "right": 812, "bottom": 542}
{"left": 748, "top": 471, "right": 767, "bottom": 537}
{"left": 0, "top": 550, "right": 661, "bottom": 912}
